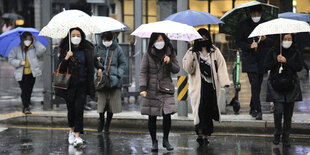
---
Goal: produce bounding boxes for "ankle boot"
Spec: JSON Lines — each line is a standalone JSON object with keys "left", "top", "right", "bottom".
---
{"left": 97, "top": 113, "right": 104, "bottom": 132}
{"left": 273, "top": 133, "right": 281, "bottom": 145}
{"left": 151, "top": 139, "right": 158, "bottom": 152}
{"left": 196, "top": 136, "right": 204, "bottom": 145}
{"left": 273, "top": 112, "right": 282, "bottom": 145}
{"left": 282, "top": 132, "right": 290, "bottom": 147}
{"left": 163, "top": 138, "right": 174, "bottom": 151}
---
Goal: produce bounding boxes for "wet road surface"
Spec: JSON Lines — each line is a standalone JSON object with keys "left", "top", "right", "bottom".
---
{"left": 0, "top": 126, "right": 309, "bottom": 155}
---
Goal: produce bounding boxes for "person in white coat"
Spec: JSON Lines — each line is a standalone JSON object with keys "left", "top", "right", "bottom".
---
{"left": 8, "top": 32, "right": 46, "bottom": 114}
{"left": 183, "top": 28, "right": 230, "bottom": 145}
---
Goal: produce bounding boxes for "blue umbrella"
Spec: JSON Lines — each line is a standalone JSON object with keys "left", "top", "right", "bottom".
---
{"left": 278, "top": 12, "right": 310, "bottom": 23}
{"left": 0, "top": 27, "right": 49, "bottom": 57}
{"left": 165, "top": 10, "right": 224, "bottom": 26}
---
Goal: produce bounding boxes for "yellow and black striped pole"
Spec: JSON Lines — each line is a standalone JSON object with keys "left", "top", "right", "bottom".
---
{"left": 178, "top": 76, "right": 188, "bottom": 101}
{"left": 177, "top": 75, "right": 188, "bottom": 116}
{"left": 177, "top": 76, "right": 188, "bottom": 101}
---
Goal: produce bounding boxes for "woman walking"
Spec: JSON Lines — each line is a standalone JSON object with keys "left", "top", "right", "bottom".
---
{"left": 8, "top": 32, "right": 46, "bottom": 114}
{"left": 58, "top": 27, "right": 95, "bottom": 147}
{"left": 183, "top": 28, "right": 230, "bottom": 145}
{"left": 265, "top": 33, "right": 303, "bottom": 147}
{"left": 95, "top": 31, "right": 127, "bottom": 134}
{"left": 139, "top": 33, "right": 180, "bottom": 152}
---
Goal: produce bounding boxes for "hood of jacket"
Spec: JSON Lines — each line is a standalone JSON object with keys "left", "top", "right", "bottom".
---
{"left": 97, "top": 38, "right": 118, "bottom": 51}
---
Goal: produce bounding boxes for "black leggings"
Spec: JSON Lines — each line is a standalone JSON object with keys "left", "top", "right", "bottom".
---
{"left": 148, "top": 114, "right": 171, "bottom": 141}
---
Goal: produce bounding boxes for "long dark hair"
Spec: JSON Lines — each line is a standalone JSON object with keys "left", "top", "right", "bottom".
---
{"left": 59, "top": 27, "right": 90, "bottom": 51}
{"left": 147, "top": 33, "right": 174, "bottom": 54}
{"left": 192, "top": 28, "right": 213, "bottom": 53}
{"left": 20, "top": 31, "right": 33, "bottom": 52}
{"left": 274, "top": 34, "right": 296, "bottom": 54}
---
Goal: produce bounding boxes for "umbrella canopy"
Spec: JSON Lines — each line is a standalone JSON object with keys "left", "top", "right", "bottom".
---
{"left": 2, "top": 13, "right": 24, "bottom": 20}
{"left": 278, "top": 12, "right": 310, "bottom": 24}
{"left": 90, "top": 16, "right": 128, "bottom": 34}
{"left": 131, "top": 20, "right": 202, "bottom": 42}
{"left": 219, "top": 1, "right": 278, "bottom": 35}
{"left": 164, "top": 10, "right": 224, "bottom": 26}
{"left": 39, "top": 10, "right": 93, "bottom": 39}
{"left": 0, "top": 27, "right": 49, "bottom": 57}
{"left": 248, "top": 18, "right": 310, "bottom": 38}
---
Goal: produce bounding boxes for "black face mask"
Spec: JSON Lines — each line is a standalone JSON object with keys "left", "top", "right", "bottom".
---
{"left": 198, "top": 40, "right": 212, "bottom": 49}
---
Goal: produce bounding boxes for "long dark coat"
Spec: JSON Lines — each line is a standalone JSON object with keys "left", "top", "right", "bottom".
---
{"left": 235, "top": 18, "right": 274, "bottom": 73}
{"left": 264, "top": 47, "right": 303, "bottom": 103}
{"left": 58, "top": 41, "right": 95, "bottom": 99}
{"left": 139, "top": 47, "right": 180, "bottom": 116}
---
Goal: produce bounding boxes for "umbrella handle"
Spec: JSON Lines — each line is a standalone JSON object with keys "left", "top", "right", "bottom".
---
{"left": 68, "top": 31, "right": 71, "bottom": 52}
{"left": 279, "top": 64, "right": 283, "bottom": 74}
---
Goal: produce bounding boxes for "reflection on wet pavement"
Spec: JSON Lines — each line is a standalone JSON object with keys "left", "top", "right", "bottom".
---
{"left": 0, "top": 128, "right": 309, "bottom": 154}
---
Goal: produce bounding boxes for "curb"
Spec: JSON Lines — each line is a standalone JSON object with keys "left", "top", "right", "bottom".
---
{"left": 1, "top": 111, "right": 310, "bottom": 134}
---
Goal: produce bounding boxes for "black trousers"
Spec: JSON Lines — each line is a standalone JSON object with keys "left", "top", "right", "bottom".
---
{"left": 247, "top": 72, "right": 264, "bottom": 112}
{"left": 66, "top": 82, "right": 88, "bottom": 134}
{"left": 195, "top": 80, "right": 218, "bottom": 136}
{"left": 274, "top": 102, "right": 295, "bottom": 138}
{"left": 18, "top": 74, "right": 36, "bottom": 108}
{"left": 148, "top": 114, "right": 171, "bottom": 141}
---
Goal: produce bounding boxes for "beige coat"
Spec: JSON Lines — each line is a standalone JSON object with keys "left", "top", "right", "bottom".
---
{"left": 183, "top": 46, "right": 230, "bottom": 125}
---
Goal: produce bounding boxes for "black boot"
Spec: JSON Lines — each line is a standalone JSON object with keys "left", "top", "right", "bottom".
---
{"left": 196, "top": 136, "right": 204, "bottom": 145}
{"left": 163, "top": 138, "right": 174, "bottom": 151}
{"left": 151, "top": 139, "right": 158, "bottom": 152}
{"left": 97, "top": 113, "right": 104, "bottom": 132}
{"left": 256, "top": 112, "right": 262, "bottom": 120}
{"left": 249, "top": 109, "right": 257, "bottom": 117}
{"left": 282, "top": 132, "right": 290, "bottom": 147}
{"left": 273, "top": 133, "right": 281, "bottom": 145}
{"left": 104, "top": 112, "right": 113, "bottom": 134}
{"left": 273, "top": 112, "right": 282, "bottom": 145}
{"left": 203, "top": 137, "right": 210, "bottom": 145}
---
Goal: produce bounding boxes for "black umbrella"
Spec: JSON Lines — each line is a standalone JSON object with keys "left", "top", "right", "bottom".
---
{"left": 2, "top": 13, "right": 24, "bottom": 20}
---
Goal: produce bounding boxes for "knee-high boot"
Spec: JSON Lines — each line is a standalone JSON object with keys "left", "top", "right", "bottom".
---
{"left": 97, "top": 113, "right": 105, "bottom": 132}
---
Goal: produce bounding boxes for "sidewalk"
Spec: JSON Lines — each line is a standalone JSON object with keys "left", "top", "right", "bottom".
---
{"left": 1, "top": 110, "right": 310, "bottom": 135}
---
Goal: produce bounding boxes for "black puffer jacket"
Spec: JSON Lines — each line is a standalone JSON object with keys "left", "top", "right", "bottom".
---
{"left": 264, "top": 46, "right": 303, "bottom": 103}
{"left": 236, "top": 18, "right": 274, "bottom": 73}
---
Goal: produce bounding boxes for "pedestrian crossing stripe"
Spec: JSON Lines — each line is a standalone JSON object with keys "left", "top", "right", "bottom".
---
{"left": 177, "top": 76, "right": 188, "bottom": 101}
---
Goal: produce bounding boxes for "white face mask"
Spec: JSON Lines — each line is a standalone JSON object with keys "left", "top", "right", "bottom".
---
{"left": 102, "top": 41, "right": 113, "bottom": 47}
{"left": 71, "top": 37, "right": 81, "bottom": 45}
{"left": 24, "top": 40, "right": 32, "bottom": 47}
{"left": 154, "top": 41, "right": 165, "bottom": 50}
{"left": 252, "top": 16, "right": 261, "bottom": 23}
{"left": 282, "top": 41, "right": 293, "bottom": 49}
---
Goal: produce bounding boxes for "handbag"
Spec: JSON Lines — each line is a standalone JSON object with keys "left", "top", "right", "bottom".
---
{"left": 158, "top": 80, "right": 175, "bottom": 94}
{"left": 53, "top": 62, "right": 71, "bottom": 90}
{"left": 95, "top": 50, "right": 114, "bottom": 91}
{"left": 271, "top": 69, "right": 295, "bottom": 92}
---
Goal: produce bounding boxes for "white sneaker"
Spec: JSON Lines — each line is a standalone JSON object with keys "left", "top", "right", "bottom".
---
{"left": 73, "top": 137, "right": 83, "bottom": 147}
{"left": 68, "top": 131, "right": 75, "bottom": 144}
